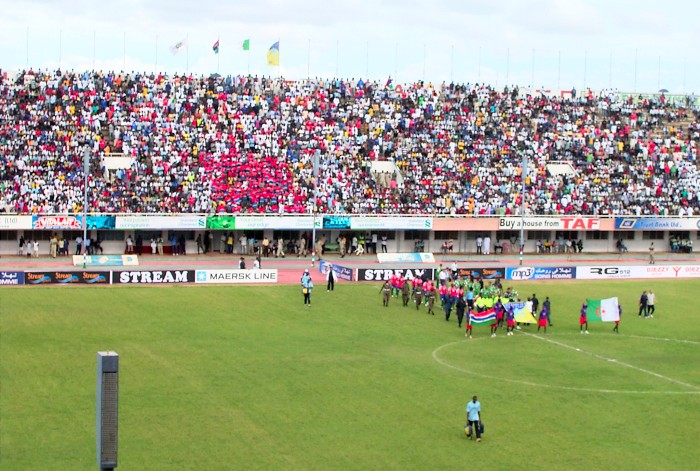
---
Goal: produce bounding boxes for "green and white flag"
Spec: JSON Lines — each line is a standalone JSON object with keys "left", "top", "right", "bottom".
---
{"left": 587, "top": 297, "right": 620, "bottom": 322}
{"left": 242, "top": 39, "right": 250, "bottom": 51}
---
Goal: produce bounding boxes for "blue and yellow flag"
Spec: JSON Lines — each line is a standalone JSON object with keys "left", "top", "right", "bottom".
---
{"left": 267, "top": 41, "right": 280, "bottom": 66}
{"left": 506, "top": 302, "right": 538, "bottom": 324}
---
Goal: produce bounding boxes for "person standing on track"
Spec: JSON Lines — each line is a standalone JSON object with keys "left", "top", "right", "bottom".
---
{"left": 326, "top": 265, "right": 335, "bottom": 292}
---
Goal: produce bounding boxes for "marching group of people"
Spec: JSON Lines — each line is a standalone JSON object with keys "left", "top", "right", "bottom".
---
{"left": 378, "top": 266, "right": 556, "bottom": 338}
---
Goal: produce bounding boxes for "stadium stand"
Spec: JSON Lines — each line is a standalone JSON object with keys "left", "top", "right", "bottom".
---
{"left": 1, "top": 69, "right": 698, "bottom": 216}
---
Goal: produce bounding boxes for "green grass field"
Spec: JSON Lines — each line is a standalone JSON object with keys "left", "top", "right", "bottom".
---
{"left": 2, "top": 279, "right": 699, "bottom": 470}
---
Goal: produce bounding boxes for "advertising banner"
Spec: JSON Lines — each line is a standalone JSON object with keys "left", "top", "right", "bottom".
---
{"left": 0, "top": 271, "right": 24, "bottom": 286}
{"left": 319, "top": 261, "right": 353, "bottom": 281}
{"left": 356, "top": 267, "right": 435, "bottom": 281}
{"left": 350, "top": 217, "right": 433, "bottom": 230}
{"left": 32, "top": 215, "right": 83, "bottom": 230}
{"left": 0, "top": 215, "right": 33, "bottom": 230}
{"left": 498, "top": 217, "right": 601, "bottom": 231}
{"left": 194, "top": 269, "right": 278, "bottom": 284}
{"left": 24, "top": 271, "right": 110, "bottom": 284}
{"left": 614, "top": 217, "right": 700, "bottom": 231}
{"left": 376, "top": 253, "right": 435, "bottom": 264}
{"left": 114, "top": 270, "right": 195, "bottom": 284}
{"left": 72, "top": 255, "right": 139, "bottom": 267}
{"left": 86, "top": 215, "right": 116, "bottom": 230}
{"left": 455, "top": 267, "right": 505, "bottom": 280}
{"left": 506, "top": 266, "right": 576, "bottom": 281}
{"left": 322, "top": 215, "right": 352, "bottom": 229}
{"left": 116, "top": 216, "right": 206, "bottom": 230}
{"left": 206, "top": 216, "right": 236, "bottom": 230}
{"left": 235, "top": 216, "right": 315, "bottom": 230}
{"left": 577, "top": 265, "right": 700, "bottom": 280}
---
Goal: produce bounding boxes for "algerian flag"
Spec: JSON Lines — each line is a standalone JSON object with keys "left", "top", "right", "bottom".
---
{"left": 587, "top": 297, "right": 620, "bottom": 322}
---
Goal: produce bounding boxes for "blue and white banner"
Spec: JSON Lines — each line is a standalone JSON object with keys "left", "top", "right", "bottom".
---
{"left": 235, "top": 216, "right": 314, "bottom": 230}
{"left": 377, "top": 252, "right": 435, "bottom": 264}
{"left": 72, "top": 255, "right": 139, "bottom": 267}
{"left": 506, "top": 266, "right": 576, "bottom": 281}
{"left": 116, "top": 215, "right": 206, "bottom": 230}
{"left": 614, "top": 217, "right": 700, "bottom": 230}
{"left": 351, "top": 217, "right": 432, "bottom": 230}
{"left": 195, "top": 269, "right": 278, "bottom": 284}
{"left": 319, "top": 261, "right": 353, "bottom": 281}
{"left": 0, "top": 271, "right": 24, "bottom": 286}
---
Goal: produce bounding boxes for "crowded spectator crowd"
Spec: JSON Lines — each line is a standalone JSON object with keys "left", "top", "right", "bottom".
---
{"left": 0, "top": 68, "right": 698, "bottom": 216}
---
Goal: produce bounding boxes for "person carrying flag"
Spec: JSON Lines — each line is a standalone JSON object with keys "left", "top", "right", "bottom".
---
{"left": 613, "top": 303, "right": 621, "bottom": 333}
{"left": 537, "top": 308, "right": 549, "bottom": 334}
{"left": 505, "top": 304, "right": 516, "bottom": 336}
{"left": 494, "top": 298, "right": 505, "bottom": 328}
{"left": 579, "top": 302, "right": 589, "bottom": 334}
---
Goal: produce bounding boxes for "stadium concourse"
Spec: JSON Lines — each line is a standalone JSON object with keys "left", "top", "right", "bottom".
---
{"left": 1, "top": 69, "right": 698, "bottom": 217}
{"left": 1, "top": 251, "right": 697, "bottom": 285}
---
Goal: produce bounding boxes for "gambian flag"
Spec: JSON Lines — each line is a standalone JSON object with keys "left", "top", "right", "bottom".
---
{"left": 505, "top": 302, "right": 538, "bottom": 324}
{"left": 469, "top": 309, "right": 497, "bottom": 326}
{"left": 587, "top": 297, "right": 620, "bottom": 322}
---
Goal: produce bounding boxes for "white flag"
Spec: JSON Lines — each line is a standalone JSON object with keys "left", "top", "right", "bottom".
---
{"left": 170, "top": 38, "right": 187, "bottom": 55}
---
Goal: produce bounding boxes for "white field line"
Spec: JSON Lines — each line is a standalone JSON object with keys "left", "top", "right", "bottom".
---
{"left": 522, "top": 332, "right": 700, "bottom": 391}
{"left": 432, "top": 340, "right": 700, "bottom": 395}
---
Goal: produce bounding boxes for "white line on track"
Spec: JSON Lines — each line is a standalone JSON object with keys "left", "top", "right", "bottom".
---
{"left": 432, "top": 338, "right": 700, "bottom": 395}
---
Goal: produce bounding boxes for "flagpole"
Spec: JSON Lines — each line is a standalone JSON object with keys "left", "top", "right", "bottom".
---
{"left": 217, "top": 35, "right": 220, "bottom": 74}
{"left": 478, "top": 46, "right": 482, "bottom": 83}
{"left": 450, "top": 44, "right": 454, "bottom": 83}
{"left": 59, "top": 29, "right": 62, "bottom": 70}
{"left": 365, "top": 40, "right": 369, "bottom": 79}
{"left": 278, "top": 38, "right": 281, "bottom": 78}
{"left": 506, "top": 48, "right": 510, "bottom": 87}
{"left": 634, "top": 48, "right": 638, "bottom": 93}
{"left": 557, "top": 50, "right": 561, "bottom": 89}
